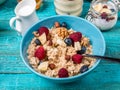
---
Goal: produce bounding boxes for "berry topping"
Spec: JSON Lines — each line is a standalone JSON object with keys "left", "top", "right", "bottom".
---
{"left": 49, "top": 63, "right": 56, "bottom": 70}
{"left": 77, "top": 46, "right": 86, "bottom": 54}
{"left": 72, "top": 54, "right": 83, "bottom": 64}
{"left": 100, "top": 12, "right": 108, "bottom": 19}
{"left": 38, "top": 27, "right": 49, "bottom": 36}
{"left": 80, "top": 65, "right": 89, "bottom": 73}
{"left": 64, "top": 38, "right": 73, "bottom": 46}
{"left": 34, "top": 39, "right": 41, "bottom": 45}
{"left": 58, "top": 68, "right": 69, "bottom": 78}
{"left": 65, "top": 55, "right": 71, "bottom": 61}
{"left": 69, "top": 32, "right": 82, "bottom": 42}
{"left": 34, "top": 46, "right": 46, "bottom": 60}
{"left": 47, "top": 34, "right": 51, "bottom": 40}
{"left": 61, "top": 22, "right": 67, "bottom": 28}
{"left": 110, "top": 9, "right": 115, "bottom": 12}
{"left": 48, "top": 40, "right": 53, "bottom": 46}
{"left": 106, "top": 17, "right": 115, "bottom": 22}
{"left": 103, "top": 5, "right": 108, "bottom": 8}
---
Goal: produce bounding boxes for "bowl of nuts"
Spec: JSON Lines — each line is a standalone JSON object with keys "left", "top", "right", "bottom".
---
{"left": 20, "top": 15, "right": 105, "bottom": 83}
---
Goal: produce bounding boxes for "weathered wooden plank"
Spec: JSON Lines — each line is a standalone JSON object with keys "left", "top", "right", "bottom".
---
{"left": 0, "top": 55, "right": 30, "bottom": 73}
{"left": 0, "top": 0, "right": 120, "bottom": 89}
{"left": 0, "top": 67, "right": 120, "bottom": 90}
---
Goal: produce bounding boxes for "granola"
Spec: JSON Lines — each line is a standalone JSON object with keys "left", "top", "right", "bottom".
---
{"left": 27, "top": 22, "right": 96, "bottom": 78}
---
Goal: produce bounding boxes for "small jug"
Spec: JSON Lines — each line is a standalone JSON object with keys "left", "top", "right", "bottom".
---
{"left": 9, "top": 0, "right": 39, "bottom": 36}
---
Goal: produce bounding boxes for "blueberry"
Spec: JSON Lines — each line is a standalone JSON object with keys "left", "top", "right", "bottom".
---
{"left": 64, "top": 38, "right": 73, "bottom": 46}
{"left": 110, "top": 9, "right": 115, "bottom": 12}
{"left": 77, "top": 46, "right": 86, "bottom": 54}
{"left": 80, "top": 65, "right": 89, "bottom": 73}
{"left": 34, "top": 39, "right": 41, "bottom": 45}
{"left": 62, "top": 22, "right": 67, "bottom": 28}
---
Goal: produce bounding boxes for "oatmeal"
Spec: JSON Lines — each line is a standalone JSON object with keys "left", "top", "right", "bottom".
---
{"left": 27, "top": 22, "right": 96, "bottom": 78}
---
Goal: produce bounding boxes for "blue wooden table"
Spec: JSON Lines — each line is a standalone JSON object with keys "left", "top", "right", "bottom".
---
{"left": 0, "top": 0, "right": 120, "bottom": 90}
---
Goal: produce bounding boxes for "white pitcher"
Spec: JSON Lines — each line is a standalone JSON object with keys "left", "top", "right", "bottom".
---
{"left": 9, "top": 0, "right": 39, "bottom": 36}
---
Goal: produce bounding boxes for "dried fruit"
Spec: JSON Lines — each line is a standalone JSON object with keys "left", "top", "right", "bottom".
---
{"left": 106, "top": 17, "right": 115, "bottom": 22}
{"left": 74, "top": 42, "right": 81, "bottom": 51}
{"left": 34, "top": 46, "right": 46, "bottom": 60}
{"left": 103, "top": 5, "right": 108, "bottom": 8}
{"left": 48, "top": 40, "right": 53, "bottom": 46}
{"left": 65, "top": 55, "right": 71, "bottom": 61}
{"left": 58, "top": 68, "right": 69, "bottom": 78}
{"left": 49, "top": 63, "right": 56, "bottom": 70}
{"left": 38, "top": 61, "right": 48, "bottom": 72}
{"left": 54, "top": 22, "right": 60, "bottom": 28}
{"left": 72, "top": 54, "right": 83, "bottom": 64}
{"left": 38, "top": 33, "right": 47, "bottom": 44}
{"left": 47, "top": 34, "right": 51, "bottom": 40}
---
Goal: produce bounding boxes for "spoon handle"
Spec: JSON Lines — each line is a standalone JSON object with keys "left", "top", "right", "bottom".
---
{"left": 83, "top": 54, "right": 120, "bottom": 63}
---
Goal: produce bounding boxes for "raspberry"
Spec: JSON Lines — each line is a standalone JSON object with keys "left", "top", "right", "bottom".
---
{"left": 72, "top": 54, "right": 83, "bottom": 64}
{"left": 34, "top": 46, "right": 46, "bottom": 60}
{"left": 69, "top": 32, "right": 82, "bottom": 42}
{"left": 100, "top": 12, "right": 108, "bottom": 19}
{"left": 58, "top": 68, "right": 69, "bottom": 78}
{"left": 38, "top": 27, "right": 49, "bottom": 36}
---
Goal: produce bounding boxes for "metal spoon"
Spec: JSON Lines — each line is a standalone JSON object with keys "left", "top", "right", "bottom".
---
{"left": 83, "top": 54, "right": 120, "bottom": 63}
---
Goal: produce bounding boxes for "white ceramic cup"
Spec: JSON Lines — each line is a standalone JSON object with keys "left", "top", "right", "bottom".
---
{"left": 9, "top": 0, "right": 39, "bottom": 36}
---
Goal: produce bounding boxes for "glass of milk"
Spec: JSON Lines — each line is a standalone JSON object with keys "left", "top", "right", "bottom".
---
{"left": 86, "top": 0, "right": 118, "bottom": 31}
{"left": 54, "top": 0, "right": 83, "bottom": 16}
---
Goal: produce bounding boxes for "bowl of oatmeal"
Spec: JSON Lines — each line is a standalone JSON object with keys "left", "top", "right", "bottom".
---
{"left": 20, "top": 15, "right": 105, "bottom": 83}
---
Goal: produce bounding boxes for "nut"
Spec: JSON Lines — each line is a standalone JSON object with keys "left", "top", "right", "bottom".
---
{"left": 47, "top": 34, "right": 51, "bottom": 40}
{"left": 49, "top": 63, "right": 56, "bottom": 70}
{"left": 81, "top": 37, "right": 90, "bottom": 47}
{"left": 48, "top": 40, "right": 53, "bottom": 46}
{"left": 57, "top": 27, "right": 68, "bottom": 38}
{"left": 54, "top": 22, "right": 60, "bottom": 28}
{"left": 65, "top": 55, "right": 71, "bottom": 61}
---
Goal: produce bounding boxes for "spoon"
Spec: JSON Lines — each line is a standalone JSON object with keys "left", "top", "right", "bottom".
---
{"left": 83, "top": 54, "right": 120, "bottom": 63}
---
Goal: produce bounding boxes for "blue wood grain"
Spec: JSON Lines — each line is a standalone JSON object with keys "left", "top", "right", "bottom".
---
{"left": 0, "top": 0, "right": 120, "bottom": 89}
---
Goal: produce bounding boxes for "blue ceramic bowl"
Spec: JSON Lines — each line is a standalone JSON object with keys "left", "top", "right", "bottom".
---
{"left": 20, "top": 15, "right": 106, "bottom": 83}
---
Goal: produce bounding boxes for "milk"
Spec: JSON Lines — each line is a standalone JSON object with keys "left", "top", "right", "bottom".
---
{"left": 18, "top": 5, "right": 33, "bottom": 16}
{"left": 54, "top": 0, "right": 83, "bottom": 16}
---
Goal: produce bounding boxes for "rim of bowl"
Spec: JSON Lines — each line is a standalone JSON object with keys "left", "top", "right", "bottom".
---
{"left": 20, "top": 15, "right": 106, "bottom": 81}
